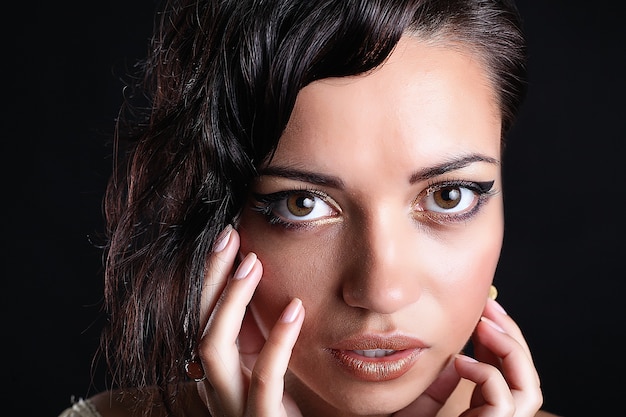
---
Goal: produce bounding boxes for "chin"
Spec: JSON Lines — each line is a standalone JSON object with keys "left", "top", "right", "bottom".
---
{"left": 287, "top": 371, "right": 427, "bottom": 416}
{"left": 340, "top": 395, "right": 412, "bottom": 415}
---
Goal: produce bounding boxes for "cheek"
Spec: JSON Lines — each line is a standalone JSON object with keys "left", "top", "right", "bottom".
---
{"left": 436, "top": 218, "right": 503, "bottom": 342}
{"left": 238, "top": 197, "right": 504, "bottom": 345}
{"left": 238, "top": 218, "right": 338, "bottom": 338}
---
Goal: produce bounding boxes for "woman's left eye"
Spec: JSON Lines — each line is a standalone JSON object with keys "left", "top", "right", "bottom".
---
{"left": 414, "top": 180, "right": 495, "bottom": 219}
{"left": 252, "top": 190, "right": 339, "bottom": 226}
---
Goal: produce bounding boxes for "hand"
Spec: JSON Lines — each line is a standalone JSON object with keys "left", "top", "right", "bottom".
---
{"left": 458, "top": 298, "right": 543, "bottom": 416}
{"left": 395, "top": 298, "right": 543, "bottom": 417}
{"left": 195, "top": 226, "right": 306, "bottom": 417}
{"left": 392, "top": 356, "right": 462, "bottom": 417}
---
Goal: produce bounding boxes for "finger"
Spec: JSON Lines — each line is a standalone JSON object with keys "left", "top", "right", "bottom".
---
{"left": 238, "top": 306, "right": 267, "bottom": 371}
{"left": 393, "top": 357, "right": 461, "bottom": 417}
{"left": 199, "top": 252, "right": 264, "bottom": 417}
{"left": 199, "top": 225, "right": 239, "bottom": 334}
{"left": 454, "top": 354, "right": 515, "bottom": 417}
{"left": 247, "top": 298, "right": 305, "bottom": 416}
{"left": 478, "top": 299, "right": 539, "bottom": 387}
{"left": 482, "top": 298, "right": 533, "bottom": 360}
{"left": 472, "top": 317, "right": 543, "bottom": 416}
{"left": 472, "top": 298, "right": 536, "bottom": 375}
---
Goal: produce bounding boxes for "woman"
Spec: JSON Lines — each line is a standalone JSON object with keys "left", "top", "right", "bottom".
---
{"left": 60, "top": 0, "right": 560, "bottom": 416}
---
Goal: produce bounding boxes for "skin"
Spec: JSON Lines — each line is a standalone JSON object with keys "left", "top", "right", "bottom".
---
{"left": 195, "top": 35, "right": 542, "bottom": 417}
{"left": 86, "top": 35, "right": 553, "bottom": 417}
{"left": 239, "top": 36, "right": 503, "bottom": 414}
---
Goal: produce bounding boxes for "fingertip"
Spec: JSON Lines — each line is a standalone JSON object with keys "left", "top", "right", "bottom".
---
{"left": 480, "top": 316, "right": 506, "bottom": 333}
{"left": 204, "top": 226, "right": 240, "bottom": 278}
{"left": 453, "top": 354, "right": 480, "bottom": 381}
{"left": 213, "top": 225, "right": 233, "bottom": 252}
{"left": 453, "top": 354, "right": 491, "bottom": 387}
{"left": 234, "top": 252, "right": 259, "bottom": 279}
{"left": 279, "top": 298, "right": 303, "bottom": 323}
{"left": 455, "top": 353, "right": 479, "bottom": 364}
{"left": 486, "top": 297, "right": 507, "bottom": 315}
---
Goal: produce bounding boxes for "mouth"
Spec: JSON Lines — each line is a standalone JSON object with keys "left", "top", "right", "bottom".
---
{"left": 352, "top": 349, "right": 397, "bottom": 358}
{"left": 326, "top": 334, "right": 427, "bottom": 382}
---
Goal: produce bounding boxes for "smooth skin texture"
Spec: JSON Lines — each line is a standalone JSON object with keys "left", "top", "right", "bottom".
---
{"left": 89, "top": 36, "right": 559, "bottom": 417}
{"left": 196, "top": 35, "right": 546, "bottom": 417}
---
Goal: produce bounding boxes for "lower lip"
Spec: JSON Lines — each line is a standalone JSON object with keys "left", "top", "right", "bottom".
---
{"left": 327, "top": 348, "right": 423, "bottom": 382}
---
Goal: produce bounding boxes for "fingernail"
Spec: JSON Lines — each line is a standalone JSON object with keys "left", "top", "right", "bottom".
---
{"left": 489, "top": 298, "right": 507, "bottom": 315}
{"left": 234, "top": 253, "right": 257, "bottom": 279}
{"left": 213, "top": 225, "right": 232, "bottom": 253}
{"left": 455, "top": 353, "right": 478, "bottom": 363}
{"left": 480, "top": 316, "right": 506, "bottom": 333}
{"left": 280, "top": 298, "right": 302, "bottom": 323}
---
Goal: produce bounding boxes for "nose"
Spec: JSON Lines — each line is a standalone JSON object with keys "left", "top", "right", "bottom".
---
{"left": 341, "top": 208, "right": 423, "bottom": 314}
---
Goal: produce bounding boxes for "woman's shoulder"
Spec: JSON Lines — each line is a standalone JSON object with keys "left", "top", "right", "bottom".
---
{"left": 57, "top": 391, "right": 154, "bottom": 417}
{"left": 84, "top": 390, "right": 147, "bottom": 417}
{"left": 57, "top": 397, "right": 102, "bottom": 417}
{"left": 58, "top": 383, "right": 210, "bottom": 417}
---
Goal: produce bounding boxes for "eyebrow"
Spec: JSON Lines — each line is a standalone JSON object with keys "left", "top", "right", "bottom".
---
{"left": 409, "top": 153, "right": 499, "bottom": 183}
{"left": 258, "top": 153, "right": 499, "bottom": 187}
{"left": 258, "top": 166, "right": 345, "bottom": 188}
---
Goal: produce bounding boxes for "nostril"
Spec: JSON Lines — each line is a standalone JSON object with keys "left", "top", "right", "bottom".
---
{"left": 342, "top": 278, "right": 420, "bottom": 315}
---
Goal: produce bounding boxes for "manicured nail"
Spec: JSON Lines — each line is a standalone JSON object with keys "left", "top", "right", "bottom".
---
{"left": 234, "top": 253, "right": 257, "bottom": 279}
{"left": 455, "top": 353, "right": 478, "bottom": 363}
{"left": 213, "top": 225, "right": 232, "bottom": 253}
{"left": 488, "top": 297, "right": 507, "bottom": 315}
{"left": 480, "top": 316, "right": 506, "bottom": 333}
{"left": 280, "top": 298, "right": 302, "bottom": 323}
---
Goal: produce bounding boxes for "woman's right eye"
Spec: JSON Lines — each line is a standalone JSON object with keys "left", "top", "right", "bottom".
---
{"left": 252, "top": 190, "right": 340, "bottom": 227}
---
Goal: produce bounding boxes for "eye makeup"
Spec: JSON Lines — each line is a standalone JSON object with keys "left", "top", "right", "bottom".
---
{"left": 250, "top": 178, "right": 496, "bottom": 231}
{"left": 412, "top": 179, "right": 496, "bottom": 225}
{"left": 250, "top": 189, "right": 341, "bottom": 230}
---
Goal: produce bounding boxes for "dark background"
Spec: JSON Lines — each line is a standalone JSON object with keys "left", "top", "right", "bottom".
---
{"left": 5, "top": 1, "right": 624, "bottom": 416}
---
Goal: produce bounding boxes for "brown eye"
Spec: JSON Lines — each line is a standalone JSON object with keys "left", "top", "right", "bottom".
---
{"left": 253, "top": 189, "right": 339, "bottom": 226}
{"left": 433, "top": 187, "right": 462, "bottom": 209}
{"left": 272, "top": 190, "right": 336, "bottom": 221}
{"left": 418, "top": 183, "right": 481, "bottom": 215}
{"left": 287, "top": 193, "right": 316, "bottom": 217}
{"left": 411, "top": 180, "right": 495, "bottom": 224}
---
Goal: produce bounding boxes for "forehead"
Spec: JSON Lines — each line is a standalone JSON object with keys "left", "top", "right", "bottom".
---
{"left": 270, "top": 36, "right": 501, "bottom": 170}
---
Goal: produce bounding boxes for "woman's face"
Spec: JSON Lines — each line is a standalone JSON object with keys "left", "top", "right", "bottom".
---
{"left": 237, "top": 35, "right": 503, "bottom": 416}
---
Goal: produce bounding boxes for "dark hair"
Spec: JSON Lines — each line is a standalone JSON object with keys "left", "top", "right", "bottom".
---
{"left": 101, "top": 0, "right": 526, "bottom": 413}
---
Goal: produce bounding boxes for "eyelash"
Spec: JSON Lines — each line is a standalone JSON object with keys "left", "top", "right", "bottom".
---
{"left": 251, "top": 188, "right": 340, "bottom": 230}
{"left": 250, "top": 179, "right": 496, "bottom": 230}
{"left": 413, "top": 179, "right": 496, "bottom": 225}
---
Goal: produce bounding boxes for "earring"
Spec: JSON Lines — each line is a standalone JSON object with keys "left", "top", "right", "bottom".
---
{"left": 488, "top": 284, "right": 498, "bottom": 300}
{"left": 184, "top": 359, "right": 206, "bottom": 382}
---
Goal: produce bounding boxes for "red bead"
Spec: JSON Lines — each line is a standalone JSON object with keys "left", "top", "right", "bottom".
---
{"left": 184, "top": 360, "right": 205, "bottom": 380}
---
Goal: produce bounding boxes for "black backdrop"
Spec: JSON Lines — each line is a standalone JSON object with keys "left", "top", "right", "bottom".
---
{"left": 6, "top": 1, "right": 624, "bottom": 416}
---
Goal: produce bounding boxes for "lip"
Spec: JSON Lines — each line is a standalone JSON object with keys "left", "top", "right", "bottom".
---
{"left": 326, "top": 334, "right": 428, "bottom": 382}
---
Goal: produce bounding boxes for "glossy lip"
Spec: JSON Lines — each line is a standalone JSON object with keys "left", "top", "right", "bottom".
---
{"left": 326, "top": 334, "right": 428, "bottom": 382}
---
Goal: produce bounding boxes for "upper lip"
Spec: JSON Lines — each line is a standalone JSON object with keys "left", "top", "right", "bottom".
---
{"left": 329, "top": 333, "right": 429, "bottom": 351}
